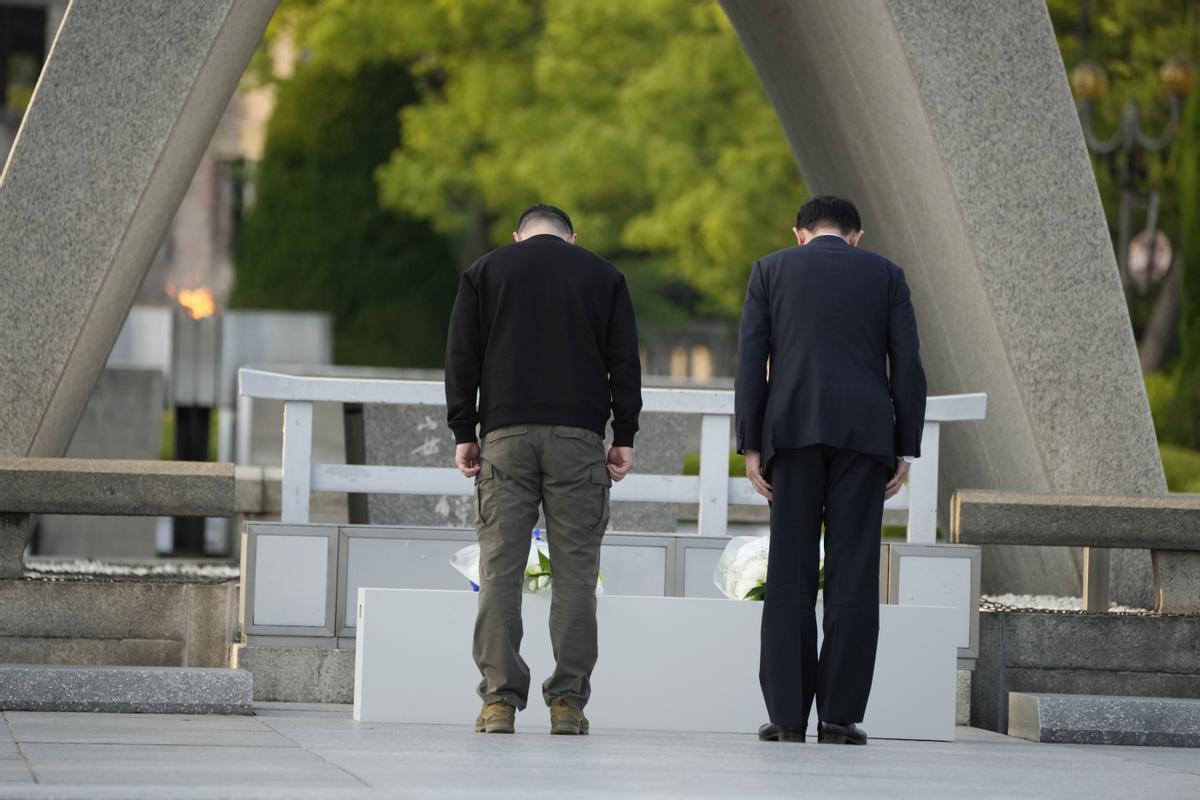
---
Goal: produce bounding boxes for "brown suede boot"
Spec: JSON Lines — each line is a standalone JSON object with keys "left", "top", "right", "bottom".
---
{"left": 549, "top": 697, "right": 589, "bottom": 735}
{"left": 475, "top": 702, "right": 516, "bottom": 734}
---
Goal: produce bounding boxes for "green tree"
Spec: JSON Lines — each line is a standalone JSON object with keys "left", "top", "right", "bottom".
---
{"left": 260, "top": 0, "right": 805, "bottom": 323}
{"left": 1048, "top": 1, "right": 1199, "bottom": 350}
{"left": 232, "top": 59, "right": 459, "bottom": 367}
{"left": 1166, "top": 88, "right": 1200, "bottom": 447}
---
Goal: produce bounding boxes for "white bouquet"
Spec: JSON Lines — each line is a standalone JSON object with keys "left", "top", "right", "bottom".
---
{"left": 451, "top": 530, "right": 603, "bottom": 594}
{"left": 712, "top": 535, "right": 824, "bottom": 601}
{"left": 713, "top": 536, "right": 770, "bottom": 600}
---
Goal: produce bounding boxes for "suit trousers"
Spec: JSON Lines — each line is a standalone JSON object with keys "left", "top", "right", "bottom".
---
{"left": 473, "top": 424, "right": 612, "bottom": 711}
{"left": 760, "top": 445, "right": 889, "bottom": 727}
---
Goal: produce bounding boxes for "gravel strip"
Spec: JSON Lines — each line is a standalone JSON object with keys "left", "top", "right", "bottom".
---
{"left": 24, "top": 559, "right": 239, "bottom": 582}
{"left": 981, "top": 593, "right": 1153, "bottom": 615}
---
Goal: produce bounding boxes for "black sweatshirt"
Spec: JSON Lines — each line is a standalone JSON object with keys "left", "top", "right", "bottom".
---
{"left": 444, "top": 234, "right": 643, "bottom": 447}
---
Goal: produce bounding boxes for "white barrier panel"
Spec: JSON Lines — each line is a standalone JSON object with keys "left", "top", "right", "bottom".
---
{"left": 354, "top": 589, "right": 957, "bottom": 741}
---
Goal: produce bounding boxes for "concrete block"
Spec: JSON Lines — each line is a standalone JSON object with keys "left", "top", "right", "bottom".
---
{"left": 1002, "top": 668, "right": 1200, "bottom": 705}
{"left": 35, "top": 516, "right": 158, "bottom": 560}
{"left": 0, "top": 578, "right": 236, "bottom": 668}
{"left": 0, "top": 666, "right": 251, "bottom": 714}
{"left": 362, "top": 404, "right": 474, "bottom": 528}
{"left": 0, "top": 580, "right": 186, "bottom": 640}
{"left": 363, "top": 405, "right": 689, "bottom": 533}
{"left": 0, "top": 515, "right": 30, "bottom": 579}
{"left": 36, "top": 368, "right": 164, "bottom": 558}
{"left": 232, "top": 645, "right": 354, "bottom": 704}
{"left": 184, "top": 582, "right": 237, "bottom": 669}
{"left": 0, "top": 637, "right": 181, "bottom": 667}
{"left": 609, "top": 412, "right": 689, "bottom": 533}
{"left": 719, "top": 0, "right": 1165, "bottom": 606}
{"left": 971, "top": 610, "right": 1200, "bottom": 733}
{"left": 1009, "top": 692, "right": 1200, "bottom": 747}
{"left": 0, "top": 457, "right": 234, "bottom": 517}
{"left": 956, "top": 669, "right": 971, "bottom": 726}
{"left": 1153, "top": 550, "right": 1200, "bottom": 615}
{"left": 0, "top": 0, "right": 276, "bottom": 460}
{"left": 952, "top": 490, "right": 1200, "bottom": 551}
{"left": 1000, "top": 611, "right": 1200, "bottom": 673}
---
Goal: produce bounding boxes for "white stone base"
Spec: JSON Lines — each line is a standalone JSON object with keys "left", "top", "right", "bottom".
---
{"left": 354, "top": 589, "right": 957, "bottom": 741}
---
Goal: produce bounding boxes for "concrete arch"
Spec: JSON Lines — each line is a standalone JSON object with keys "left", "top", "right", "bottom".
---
{"left": 720, "top": 0, "right": 1165, "bottom": 604}
{"left": 0, "top": 0, "right": 1165, "bottom": 603}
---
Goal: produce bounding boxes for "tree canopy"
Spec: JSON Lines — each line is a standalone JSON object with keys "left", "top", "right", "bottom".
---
{"left": 231, "top": 58, "right": 459, "bottom": 367}
{"left": 255, "top": 0, "right": 805, "bottom": 323}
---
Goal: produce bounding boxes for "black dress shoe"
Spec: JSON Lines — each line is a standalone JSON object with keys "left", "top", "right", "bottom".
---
{"left": 817, "top": 721, "right": 868, "bottom": 745}
{"left": 758, "top": 722, "right": 806, "bottom": 743}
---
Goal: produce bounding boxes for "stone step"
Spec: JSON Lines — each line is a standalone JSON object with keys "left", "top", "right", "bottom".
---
{"left": 0, "top": 665, "right": 253, "bottom": 714}
{"left": 1008, "top": 692, "right": 1200, "bottom": 747}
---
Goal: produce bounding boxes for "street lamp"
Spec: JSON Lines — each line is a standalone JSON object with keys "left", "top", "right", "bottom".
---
{"left": 1071, "top": 55, "right": 1195, "bottom": 290}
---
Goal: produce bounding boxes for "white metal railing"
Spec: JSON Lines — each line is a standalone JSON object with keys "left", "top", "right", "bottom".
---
{"left": 238, "top": 367, "right": 987, "bottom": 542}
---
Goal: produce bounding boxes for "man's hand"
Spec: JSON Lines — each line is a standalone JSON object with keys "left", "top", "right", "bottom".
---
{"left": 885, "top": 460, "right": 910, "bottom": 500}
{"left": 455, "top": 442, "right": 481, "bottom": 478}
{"left": 745, "top": 450, "right": 773, "bottom": 501}
{"left": 607, "top": 446, "right": 635, "bottom": 482}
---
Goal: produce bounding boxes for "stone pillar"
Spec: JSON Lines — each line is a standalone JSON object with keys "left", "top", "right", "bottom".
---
{"left": 1154, "top": 553, "right": 1200, "bottom": 615}
{"left": 720, "top": 0, "right": 1169, "bottom": 606}
{"left": 0, "top": 0, "right": 277, "bottom": 462}
{"left": 0, "top": 515, "right": 31, "bottom": 579}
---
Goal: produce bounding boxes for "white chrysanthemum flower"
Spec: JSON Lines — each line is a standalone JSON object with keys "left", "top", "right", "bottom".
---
{"left": 733, "top": 576, "right": 758, "bottom": 599}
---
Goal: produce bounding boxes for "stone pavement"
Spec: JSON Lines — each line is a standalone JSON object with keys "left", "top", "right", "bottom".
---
{"left": 0, "top": 704, "right": 1197, "bottom": 799}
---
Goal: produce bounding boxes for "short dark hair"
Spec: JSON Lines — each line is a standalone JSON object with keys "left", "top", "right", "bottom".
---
{"left": 795, "top": 195, "right": 862, "bottom": 234}
{"left": 516, "top": 203, "right": 574, "bottom": 235}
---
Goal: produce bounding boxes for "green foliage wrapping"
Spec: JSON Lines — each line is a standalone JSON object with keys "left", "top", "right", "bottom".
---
{"left": 1166, "top": 89, "right": 1200, "bottom": 448}
{"left": 232, "top": 60, "right": 459, "bottom": 368}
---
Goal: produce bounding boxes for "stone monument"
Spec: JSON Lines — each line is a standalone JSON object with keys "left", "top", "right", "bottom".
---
{"left": 720, "top": 0, "right": 1168, "bottom": 606}
{"left": 0, "top": 0, "right": 277, "bottom": 564}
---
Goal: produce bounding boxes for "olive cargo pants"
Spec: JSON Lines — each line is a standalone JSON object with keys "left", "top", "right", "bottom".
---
{"left": 473, "top": 424, "right": 612, "bottom": 710}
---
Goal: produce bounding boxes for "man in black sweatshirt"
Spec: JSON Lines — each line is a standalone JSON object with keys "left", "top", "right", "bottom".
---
{"left": 445, "top": 203, "right": 642, "bottom": 736}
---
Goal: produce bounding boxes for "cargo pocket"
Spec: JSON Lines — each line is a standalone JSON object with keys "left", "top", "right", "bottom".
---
{"left": 589, "top": 464, "right": 613, "bottom": 532}
{"left": 475, "top": 461, "right": 495, "bottom": 527}
{"left": 553, "top": 426, "right": 603, "bottom": 450}
{"left": 484, "top": 425, "right": 528, "bottom": 445}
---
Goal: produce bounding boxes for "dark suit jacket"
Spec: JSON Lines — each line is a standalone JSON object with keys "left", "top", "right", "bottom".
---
{"left": 734, "top": 235, "right": 927, "bottom": 470}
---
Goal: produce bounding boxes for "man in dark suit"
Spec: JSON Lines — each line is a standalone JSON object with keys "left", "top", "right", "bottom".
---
{"left": 735, "top": 195, "right": 926, "bottom": 745}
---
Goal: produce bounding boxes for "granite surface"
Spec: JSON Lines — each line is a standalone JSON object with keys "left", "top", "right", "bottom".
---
{"left": 0, "top": 0, "right": 275, "bottom": 459}
{"left": 1009, "top": 692, "right": 1200, "bottom": 747}
{"left": 0, "top": 707, "right": 1197, "bottom": 798}
{"left": 0, "top": 458, "right": 234, "bottom": 517}
{"left": 609, "top": 413, "right": 690, "bottom": 533}
{"left": 362, "top": 406, "right": 689, "bottom": 533}
{"left": 0, "top": 666, "right": 252, "bottom": 714}
{"left": 971, "top": 609, "right": 1200, "bottom": 733}
{"left": 952, "top": 490, "right": 1200, "bottom": 612}
{"left": 232, "top": 645, "right": 354, "bottom": 704}
{"left": 718, "top": 0, "right": 1167, "bottom": 607}
{"left": 955, "top": 669, "right": 971, "bottom": 727}
{"left": 36, "top": 369, "right": 163, "bottom": 559}
{"left": 0, "top": 579, "right": 236, "bottom": 668}
{"left": 1151, "top": 551, "right": 1200, "bottom": 615}
{"left": 0, "top": 516, "right": 30, "bottom": 580}
{"left": 952, "top": 490, "right": 1200, "bottom": 550}
{"left": 362, "top": 404, "right": 474, "bottom": 529}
